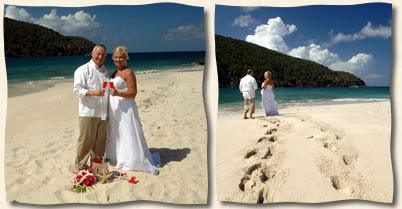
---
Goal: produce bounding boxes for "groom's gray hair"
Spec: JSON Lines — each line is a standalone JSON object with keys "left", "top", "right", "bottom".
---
{"left": 92, "top": 44, "right": 107, "bottom": 52}
{"left": 247, "top": 69, "right": 253, "bottom": 75}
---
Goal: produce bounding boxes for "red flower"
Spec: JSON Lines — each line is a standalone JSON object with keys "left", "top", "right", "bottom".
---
{"left": 83, "top": 180, "right": 89, "bottom": 186}
{"left": 87, "top": 166, "right": 94, "bottom": 173}
{"left": 128, "top": 176, "right": 137, "bottom": 184}
{"left": 92, "top": 157, "right": 102, "bottom": 163}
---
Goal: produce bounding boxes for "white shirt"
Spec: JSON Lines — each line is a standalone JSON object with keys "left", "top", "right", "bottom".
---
{"left": 239, "top": 74, "right": 258, "bottom": 99}
{"left": 73, "top": 59, "right": 109, "bottom": 120}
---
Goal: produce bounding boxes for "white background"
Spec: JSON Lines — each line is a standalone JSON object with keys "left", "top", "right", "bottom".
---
{"left": 0, "top": 0, "right": 400, "bottom": 208}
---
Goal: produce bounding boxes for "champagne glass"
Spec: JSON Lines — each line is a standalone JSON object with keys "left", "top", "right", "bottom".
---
{"left": 102, "top": 81, "right": 108, "bottom": 90}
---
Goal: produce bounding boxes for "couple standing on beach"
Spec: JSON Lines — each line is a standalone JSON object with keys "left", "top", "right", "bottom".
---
{"left": 72, "top": 44, "right": 159, "bottom": 175}
{"left": 239, "top": 69, "right": 279, "bottom": 119}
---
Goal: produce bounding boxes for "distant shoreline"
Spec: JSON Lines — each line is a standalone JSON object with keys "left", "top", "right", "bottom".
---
{"left": 7, "top": 66, "right": 204, "bottom": 98}
{"left": 218, "top": 99, "right": 391, "bottom": 117}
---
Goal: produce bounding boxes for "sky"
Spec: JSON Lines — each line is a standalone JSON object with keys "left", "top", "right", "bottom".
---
{"left": 4, "top": 3, "right": 205, "bottom": 53}
{"left": 216, "top": 3, "right": 392, "bottom": 86}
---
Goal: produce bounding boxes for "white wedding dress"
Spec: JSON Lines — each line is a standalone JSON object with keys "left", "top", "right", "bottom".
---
{"left": 106, "top": 76, "right": 159, "bottom": 175}
{"left": 261, "top": 85, "right": 279, "bottom": 116}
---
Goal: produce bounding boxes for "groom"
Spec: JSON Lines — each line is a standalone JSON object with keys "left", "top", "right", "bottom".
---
{"left": 239, "top": 69, "right": 258, "bottom": 119}
{"left": 72, "top": 44, "right": 110, "bottom": 173}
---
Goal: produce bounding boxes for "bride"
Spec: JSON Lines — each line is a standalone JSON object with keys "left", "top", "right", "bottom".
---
{"left": 105, "top": 46, "right": 159, "bottom": 175}
{"left": 261, "top": 71, "right": 279, "bottom": 116}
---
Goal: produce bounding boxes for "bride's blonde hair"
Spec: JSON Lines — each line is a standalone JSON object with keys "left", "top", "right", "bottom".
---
{"left": 264, "top": 71, "right": 272, "bottom": 79}
{"left": 113, "top": 46, "right": 130, "bottom": 61}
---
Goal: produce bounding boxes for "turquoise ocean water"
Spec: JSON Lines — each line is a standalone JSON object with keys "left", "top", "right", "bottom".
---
{"left": 219, "top": 87, "right": 390, "bottom": 112}
{"left": 5, "top": 51, "right": 205, "bottom": 83}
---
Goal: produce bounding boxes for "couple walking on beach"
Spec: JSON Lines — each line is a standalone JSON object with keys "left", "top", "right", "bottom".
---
{"left": 72, "top": 44, "right": 159, "bottom": 175}
{"left": 239, "top": 69, "right": 279, "bottom": 119}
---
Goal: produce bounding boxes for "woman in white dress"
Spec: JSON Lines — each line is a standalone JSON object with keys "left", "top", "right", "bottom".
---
{"left": 106, "top": 46, "right": 159, "bottom": 175}
{"left": 261, "top": 71, "right": 279, "bottom": 116}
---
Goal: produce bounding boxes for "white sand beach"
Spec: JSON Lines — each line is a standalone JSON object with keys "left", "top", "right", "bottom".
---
{"left": 5, "top": 67, "right": 208, "bottom": 204}
{"left": 216, "top": 101, "right": 392, "bottom": 203}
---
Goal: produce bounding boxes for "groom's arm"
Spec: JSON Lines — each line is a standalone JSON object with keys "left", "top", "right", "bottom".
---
{"left": 73, "top": 68, "right": 89, "bottom": 98}
{"left": 73, "top": 67, "right": 105, "bottom": 97}
{"left": 252, "top": 78, "right": 258, "bottom": 90}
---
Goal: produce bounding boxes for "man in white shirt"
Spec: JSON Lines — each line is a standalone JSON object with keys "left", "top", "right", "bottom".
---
{"left": 73, "top": 44, "right": 109, "bottom": 173}
{"left": 239, "top": 69, "right": 258, "bottom": 119}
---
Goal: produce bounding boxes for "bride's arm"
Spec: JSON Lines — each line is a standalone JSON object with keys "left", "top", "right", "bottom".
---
{"left": 262, "top": 80, "right": 268, "bottom": 89}
{"left": 111, "top": 69, "right": 137, "bottom": 98}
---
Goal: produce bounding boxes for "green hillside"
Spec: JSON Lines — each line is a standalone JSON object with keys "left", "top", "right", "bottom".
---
{"left": 4, "top": 17, "right": 95, "bottom": 57}
{"left": 215, "top": 34, "right": 366, "bottom": 88}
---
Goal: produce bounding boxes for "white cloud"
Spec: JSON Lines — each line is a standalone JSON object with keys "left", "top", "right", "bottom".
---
{"left": 163, "top": 24, "right": 204, "bottom": 40}
{"left": 329, "top": 53, "right": 373, "bottom": 74}
{"left": 325, "top": 22, "right": 391, "bottom": 47}
{"left": 241, "top": 7, "right": 259, "bottom": 13}
{"left": 34, "top": 10, "right": 100, "bottom": 36}
{"left": 289, "top": 44, "right": 340, "bottom": 66}
{"left": 247, "top": 17, "right": 374, "bottom": 75}
{"left": 289, "top": 44, "right": 373, "bottom": 74}
{"left": 232, "top": 15, "right": 256, "bottom": 27}
{"left": 360, "top": 22, "right": 391, "bottom": 38}
{"left": 5, "top": 5, "right": 34, "bottom": 22}
{"left": 5, "top": 6, "right": 100, "bottom": 37}
{"left": 246, "top": 17, "right": 297, "bottom": 53}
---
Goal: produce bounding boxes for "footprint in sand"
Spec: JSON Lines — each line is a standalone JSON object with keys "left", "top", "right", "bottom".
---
{"left": 45, "top": 141, "right": 58, "bottom": 148}
{"left": 265, "top": 128, "right": 277, "bottom": 135}
{"left": 262, "top": 147, "right": 272, "bottom": 159}
{"left": 85, "top": 192, "right": 99, "bottom": 202}
{"left": 35, "top": 160, "right": 51, "bottom": 168}
{"left": 245, "top": 145, "right": 274, "bottom": 160}
{"left": 12, "top": 147, "right": 28, "bottom": 158}
{"left": 323, "top": 142, "right": 337, "bottom": 151}
{"left": 40, "top": 148, "right": 61, "bottom": 156}
{"left": 55, "top": 189, "right": 78, "bottom": 202}
{"left": 245, "top": 149, "right": 258, "bottom": 159}
{"left": 342, "top": 155, "right": 358, "bottom": 167}
{"left": 238, "top": 163, "right": 277, "bottom": 203}
{"left": 42, "top": 177, "right": 56, "bottom": 185}
{"left": 12, "top": 160, "right": 35, "bottom": 170}
{"left": 330, "top": 175, "right": 354, "bottom": 196}
{"left": 17, "top": 167, "right": 34, "bottom": 176}
{"left": 15, "top": 177, "right": 31, "bottom": 184}
{"left": 259, "top": 184, "right": 274, "bottom": 203}
{"left": 12, "top": 147, "right": 27, "bottom": 154}
{"left": 258, "top": 135, "right": 278, "bottom": 143}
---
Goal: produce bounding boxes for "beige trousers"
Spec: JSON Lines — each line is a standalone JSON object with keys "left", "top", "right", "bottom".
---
{"left": 244, "top": 98, "right": 255, "bottom": 114}
{"left": 75, "top": 117, "right": 107, "bottom": 169}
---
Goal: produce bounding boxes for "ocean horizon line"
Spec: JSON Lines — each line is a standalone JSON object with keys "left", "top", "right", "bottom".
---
{"left": 7, "top": 65, "right": 204, "bottom": 84}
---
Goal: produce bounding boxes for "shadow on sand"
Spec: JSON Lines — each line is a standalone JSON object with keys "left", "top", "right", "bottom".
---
{"left": 149, "top": 148, "right": 191, "bottom": 168}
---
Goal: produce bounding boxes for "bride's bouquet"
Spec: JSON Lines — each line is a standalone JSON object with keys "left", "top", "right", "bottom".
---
{"left": 72, "top": 167, "right": 96, "bottom": 193}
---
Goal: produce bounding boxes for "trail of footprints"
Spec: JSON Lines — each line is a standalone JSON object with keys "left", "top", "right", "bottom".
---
{"left": 300, "top": 116, "right": 364, "bottom": 199}
{"left": 235, "top": 115, "right": 366, "bottom": 202}
{"left": 236, "top": 118, "right": 282, "bottom": 204}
